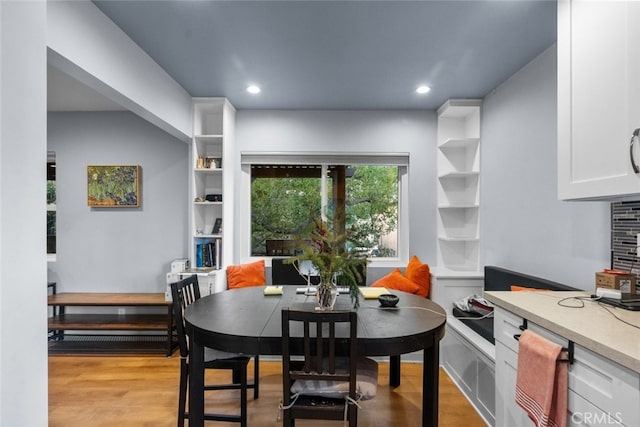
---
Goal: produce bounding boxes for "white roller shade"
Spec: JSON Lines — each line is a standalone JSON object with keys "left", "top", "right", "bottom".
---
{"left": 241, "top": 152, "right": 409, "bottom": 166}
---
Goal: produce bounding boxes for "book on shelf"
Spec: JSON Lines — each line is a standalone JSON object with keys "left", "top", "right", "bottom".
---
{"left": 215, "top": 238, "right": 221, "bottom": 268}
{"left": 195, "top": 238, "right": 221, "bottom": 269}
{"left": 212, "top": 218, "right": 222, "bottom": 234}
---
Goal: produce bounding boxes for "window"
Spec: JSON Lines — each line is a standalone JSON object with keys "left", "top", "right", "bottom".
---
{"left": 47, "top": 151, "right": 56, "bottom": 255}
{"left": 251, "top": 165, "right": 322, "bottom": 256}
{"left": 242, "top": 153, "right": 408, "bottom": 262}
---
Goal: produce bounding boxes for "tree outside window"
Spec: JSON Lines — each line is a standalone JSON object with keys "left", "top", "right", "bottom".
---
{"left": 250, "top": 164, "right": 398, "bottom": 258}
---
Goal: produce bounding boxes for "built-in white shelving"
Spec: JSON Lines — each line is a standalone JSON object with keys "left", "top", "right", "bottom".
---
{"left": 436, "top": 99, "right": 482, "bottom": 272}
{"left": 190, "top": 98, "right": 235, "bottom": 272}
{"left": 438, "top": 171, "right": 479, "bottom": 179}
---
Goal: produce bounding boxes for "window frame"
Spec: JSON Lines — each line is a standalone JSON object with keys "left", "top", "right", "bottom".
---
{"left": 47, "top": 151, "right": 56, "bottom": 262}
{"left": 239, "top": 152, "right": 409, "bottom": 268}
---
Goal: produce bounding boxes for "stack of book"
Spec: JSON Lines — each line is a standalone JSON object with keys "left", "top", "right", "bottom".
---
{"left": 195, "top": 238, "right": 221, "bottom": 269}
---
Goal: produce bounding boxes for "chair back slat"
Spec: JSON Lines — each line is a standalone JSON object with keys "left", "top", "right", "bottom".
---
{"left": 328, "top": 322, "right": 337, "bottom": 373}
{"left": 315, "top": 322, "right": 323, "bottom": 373}
{"left": 170, "top": 275, "right": 201, "bottom": 358}
{"left": 303, "top": 321, "right": 311, "bottom": 373}
{"left": 281, "top": 308, "right": 365, "bottom": 427}
{"left": 281, "top": 308, "right": 357, "bottom": 388}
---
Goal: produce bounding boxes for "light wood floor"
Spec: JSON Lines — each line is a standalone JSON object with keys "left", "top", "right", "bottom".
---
{"left": 49, "top": 355, "right": 486, "bottom": 427}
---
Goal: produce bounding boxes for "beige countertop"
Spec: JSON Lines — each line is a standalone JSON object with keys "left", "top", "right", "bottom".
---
{"left": 484, "top": 291, "right": 640, "bottom": 374}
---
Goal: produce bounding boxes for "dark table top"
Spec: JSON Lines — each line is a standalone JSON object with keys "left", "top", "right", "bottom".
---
{"left": 185, "top": 286, "right": 447, "bottom": 357}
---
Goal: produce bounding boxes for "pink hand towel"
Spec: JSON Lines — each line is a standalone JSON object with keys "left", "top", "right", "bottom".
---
{"left": 515, "top": 330, "right": 568, "bottom": 427}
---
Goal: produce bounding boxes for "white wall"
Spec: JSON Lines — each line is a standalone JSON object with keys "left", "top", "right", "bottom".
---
{"left": 0, "top": 1, "right": 48, "bottom": 426}
{"left": 235, "top": 110, "right": 437, "bottom": 278}
{"left": 482, "top": 44, "right": 610, "bottom": 289}
{"left": 47, "top": 112, "right": 189, "bottom": 293}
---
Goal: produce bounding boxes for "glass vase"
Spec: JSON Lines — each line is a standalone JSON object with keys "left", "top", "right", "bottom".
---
{"left": 316, "top": 282, "right": 338, "bottom": 311}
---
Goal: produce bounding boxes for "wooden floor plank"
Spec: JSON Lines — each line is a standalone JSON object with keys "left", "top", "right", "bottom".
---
{"left": 48, "top": 356, "right": 487, "bottom": 427}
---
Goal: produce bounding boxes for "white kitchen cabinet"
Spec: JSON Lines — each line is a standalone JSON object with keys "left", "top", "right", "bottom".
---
{"left": 494, "top": 307, "right": 640, "bottom": 427}
{"left": 558, "top": 0, "right": 640, "bottom": 200}
{"left": 495, "top": 340, "right": 537, "bottom": 427}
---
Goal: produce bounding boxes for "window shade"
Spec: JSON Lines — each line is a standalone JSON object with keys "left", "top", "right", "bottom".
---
{"left": 241, "top": 152, "right": 409, "bottom": 166}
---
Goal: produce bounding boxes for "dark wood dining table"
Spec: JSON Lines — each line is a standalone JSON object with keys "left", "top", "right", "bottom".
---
{"left": 184, "top": 286, "right": 447, "bottom": 427}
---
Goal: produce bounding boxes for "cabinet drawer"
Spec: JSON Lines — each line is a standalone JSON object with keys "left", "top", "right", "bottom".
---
{"left": 494, "top": 307, "right": 524, "bottom": 352}
{"left": 569, "top": 345, "right": 639, "bottom": 426}
{"left": 528, "top": 322, "right": 640, "bottom": 426}
{"left": 529, "top": 321, "right": 568, "bottom": 347}
{"left": 497, "top": 336, "right": 635, "bottom": 427}
{"left": 568, "top": 390, "right": 626, "bottom": 427}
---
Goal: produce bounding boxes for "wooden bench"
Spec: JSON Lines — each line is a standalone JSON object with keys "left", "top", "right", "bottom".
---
{"left": 48, "top": 292, "right": 177, "bottom": 356}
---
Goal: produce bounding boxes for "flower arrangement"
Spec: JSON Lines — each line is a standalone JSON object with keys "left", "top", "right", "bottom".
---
{"left": 286, "top": 214, "right": 369, "bottom": 309}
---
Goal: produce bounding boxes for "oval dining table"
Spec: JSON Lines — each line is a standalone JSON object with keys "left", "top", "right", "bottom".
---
{"left": 184, "top": 285, "right": 447, "bottom": 427}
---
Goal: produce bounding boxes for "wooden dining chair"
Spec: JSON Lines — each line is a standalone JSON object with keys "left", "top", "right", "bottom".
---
{"left": 280, "top": 308, "right": 378, "bottom": 427}
{"left": 171, "top": 275, "right": 258, "bottom": 427}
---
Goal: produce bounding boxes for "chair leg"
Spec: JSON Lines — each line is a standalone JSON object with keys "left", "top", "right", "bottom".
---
{"left": 232, "top": 366, "right": 241, "bottom": 384}
{"left": 177, "top": 359, "right": 188, "bottom": 427}
{"left": 179, "top": 358, "right": 251, "bottom": 426}
{"left": 348, "top": 404, "right": 357, "bottom": 427}
{"left": 253, "top": 355, "right": 260, "bottom": 399}
{"left": 282, "top": 410, "right": 291, "bottom": 427}
{"left": 240, "top": 362, "right": 248, "bottom": 427}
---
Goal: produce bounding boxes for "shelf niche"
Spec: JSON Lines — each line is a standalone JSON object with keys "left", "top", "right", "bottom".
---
{"left": 436, "top": 99, "right": 482, "bottom": 273}
{"left": 190, "top": 98, "right": 235, "bottom": 272}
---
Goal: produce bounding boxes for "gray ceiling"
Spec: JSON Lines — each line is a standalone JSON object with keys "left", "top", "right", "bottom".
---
{"left": 80, "top": 0, "right": 557, "bottom": 111}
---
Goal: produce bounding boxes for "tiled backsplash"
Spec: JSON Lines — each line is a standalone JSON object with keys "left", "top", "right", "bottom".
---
{"left": 611, "top": 201, "right": 640, "bottom": 273}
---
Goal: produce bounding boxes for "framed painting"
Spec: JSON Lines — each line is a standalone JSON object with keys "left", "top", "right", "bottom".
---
{"left": 87, "top": 165, "right": 141, "bottom": 207}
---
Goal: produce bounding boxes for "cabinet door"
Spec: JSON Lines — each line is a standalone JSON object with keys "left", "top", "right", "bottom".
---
{"left": 494, "top": 308, "right": 529, "bottom": 427}
{"left": 495, "top": 341, "right": 531, "bottom": 427}
{"left": 558, "top": 0, "right": 640, "bottom": 200}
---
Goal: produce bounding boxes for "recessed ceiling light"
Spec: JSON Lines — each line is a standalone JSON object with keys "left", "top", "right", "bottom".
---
{"left": 416, "top": 85, "right": 431, "bottom": 94}
{"left": 246, "top": 85, "right": 261, "bottom": 94}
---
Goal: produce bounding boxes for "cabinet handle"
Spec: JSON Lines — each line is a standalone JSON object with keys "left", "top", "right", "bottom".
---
{"left": 513, "top": 319, "right": 528, "bottom": 341}
{"left": 630, "top": 128, "right": 640, "bottom": 174}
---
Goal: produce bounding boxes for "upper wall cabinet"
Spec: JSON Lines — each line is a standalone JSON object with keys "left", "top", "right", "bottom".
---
{"left": 436, "top": 99, "right": 482, "bottom": 273}
{"left": 558, "top": 0, "right": 640, "bottom": 200}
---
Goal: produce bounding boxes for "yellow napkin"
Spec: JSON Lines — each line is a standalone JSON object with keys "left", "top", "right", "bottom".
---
{"left": 359, "top": 287, "right": 390, "bottom": 299}
{"left": 263, "top": 286, "right": 283, "bottom": 295}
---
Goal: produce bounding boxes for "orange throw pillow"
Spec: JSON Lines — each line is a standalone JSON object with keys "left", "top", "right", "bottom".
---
{"left": 405, "top": 255, "right": 431, "bottom": 297}
{"left": 371, "top": 269, "right": 421, "bottom": 294}
{"left": 226, "top": 260, "right": 266, "bottom": 289}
